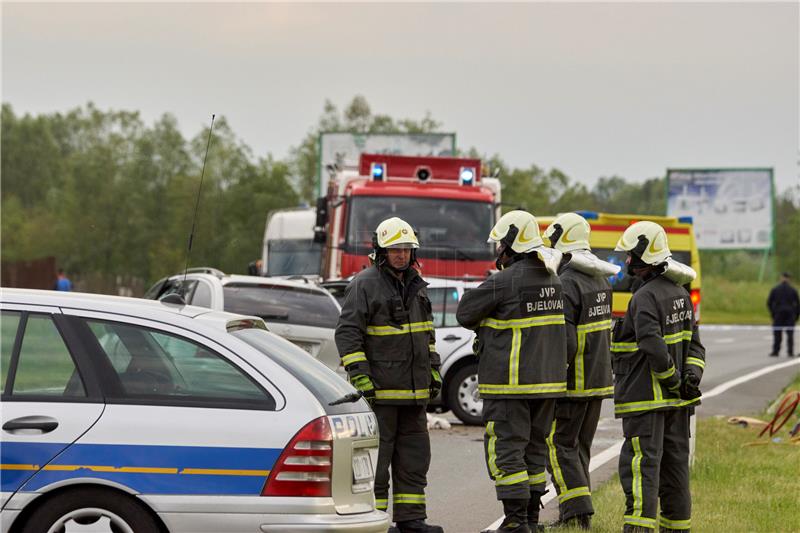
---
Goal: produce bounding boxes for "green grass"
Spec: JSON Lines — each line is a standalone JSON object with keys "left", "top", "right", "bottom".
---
{"left": 701, "top": 275, "right": 773, "bottom": 325}
{"left": 556, "top": 373, "right": 800, "bottom": 533}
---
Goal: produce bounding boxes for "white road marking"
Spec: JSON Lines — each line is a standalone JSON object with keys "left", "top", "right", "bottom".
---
{"left": 483, "top": 357, "right": 800, "bottom": 531}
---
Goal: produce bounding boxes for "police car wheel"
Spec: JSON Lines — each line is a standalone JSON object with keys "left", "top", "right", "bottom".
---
{"left": 22, "top": 487, "right": 160, "bottom": 533}
{"left": 447, "top": 363, "right": 483, "bottom": 426}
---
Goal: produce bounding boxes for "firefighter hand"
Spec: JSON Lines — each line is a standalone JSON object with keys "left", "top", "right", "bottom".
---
{"left": 659, "top": 367, "right": 681, "bottom": 395}
{"left": 350, "top": 374, "right": 376, "bottom": 403}
{"left": 680, "top": 373, "right": 702, "bottom": 401}
{"left": 430, "top": 368, "right": 443, "bottom": 398}
{"left": 472, "top": 337, "right": 482, "bottom": 357}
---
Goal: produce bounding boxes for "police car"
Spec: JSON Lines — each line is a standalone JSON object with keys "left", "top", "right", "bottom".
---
{"left": 0, "top": 289, "right": 387, "bottom": 533}
{"left": 425, "top": 278, "right": 484, "bottom": 425}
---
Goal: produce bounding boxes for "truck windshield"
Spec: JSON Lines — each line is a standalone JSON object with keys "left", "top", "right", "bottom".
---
{"left": 267, "top": 239, "right": 322, "bottom": 276}
{"left": 345, "top": 196, "right": 494, "bottom": 260}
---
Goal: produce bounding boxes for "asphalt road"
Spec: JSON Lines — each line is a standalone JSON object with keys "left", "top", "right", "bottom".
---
{"left": 413, "top": 326, "right": 800, "bottom": 533}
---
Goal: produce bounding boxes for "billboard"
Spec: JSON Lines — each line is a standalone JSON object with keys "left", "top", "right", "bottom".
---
{"left": 666, "top": 168, "right": 773, "bottom": 250}
{"left": 317, "top": 132, "right": 456, "bottom": 196}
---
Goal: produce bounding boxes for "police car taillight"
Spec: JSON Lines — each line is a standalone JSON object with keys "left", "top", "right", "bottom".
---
{"left": 262, "top": 416, "right": 333, "bottom": 497}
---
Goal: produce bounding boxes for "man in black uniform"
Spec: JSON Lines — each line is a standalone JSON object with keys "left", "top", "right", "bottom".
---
{"left": 767, "top": 272, "right": 799, "bottom": 357}
{"left": 612, "top": 221, "right": 706, "bottom": 533}
{"left": 541, "top": 213, "right": 620, "bottom": 530}
{"left": 457, "top": 210, "right": 567, "bottom": 533}
{"left": 335, "top": 216, "right": 443, "bottom": 533}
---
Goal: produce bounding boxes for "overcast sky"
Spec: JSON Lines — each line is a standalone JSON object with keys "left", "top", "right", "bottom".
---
{"left": 3, "top": 2, "right": 798, "bottom": 191}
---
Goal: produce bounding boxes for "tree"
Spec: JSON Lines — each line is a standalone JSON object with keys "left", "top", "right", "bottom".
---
{"left": 289, "top": 95, "right": 442, "bottom": 201}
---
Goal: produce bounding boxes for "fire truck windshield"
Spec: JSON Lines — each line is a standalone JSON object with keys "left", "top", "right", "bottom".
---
{"left": 345, "top": 196, "right": 495, "bottom": 260}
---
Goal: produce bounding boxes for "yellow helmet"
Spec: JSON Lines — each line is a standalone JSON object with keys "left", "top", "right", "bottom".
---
{"left": 488, "top": 210, "right": 543, "bottom": 253}
{"left": 615, "top": 221, "right": 671, "bottom": 265}
{"left": 543, "top": 212, "right": 591, "bottom": 253}
{"left": 375, "top": 217, "right": 419, "bottom": 249}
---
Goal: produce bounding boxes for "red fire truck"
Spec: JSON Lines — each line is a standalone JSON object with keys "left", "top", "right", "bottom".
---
{"left": 315, "top": 153, "right": 501, "bottom": 280}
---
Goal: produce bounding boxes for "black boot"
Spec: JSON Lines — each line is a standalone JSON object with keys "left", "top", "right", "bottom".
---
{"left": 547, "top": 514, "right": 591, "bottom": 530}
{"left": 526, "top": 492, "right": 545, "bottom": 532}
{"left": 394, "top": 519, "right": 444, "bottom": 533}
{"left": 622, "top": 525, "right": 651, "bottom": 533}
{"left": 482, "top": 499, "right": 530, "bottom": 533}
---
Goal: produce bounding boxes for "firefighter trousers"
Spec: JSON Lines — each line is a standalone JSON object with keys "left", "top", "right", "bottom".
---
{"left": 373, "top": 404, "right": 431, "bottom": 522}
{"left": 545, "top": 398, "right": 602, "bottom": 519}
{"left": 483, "top": 398, "right": 556, "bottom": 501}
{"left": 618, "top": 408, "right": 692, "bottom": 531}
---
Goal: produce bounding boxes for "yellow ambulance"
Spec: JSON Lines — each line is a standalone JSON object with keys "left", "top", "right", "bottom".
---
{"left": 537, "top": 211, "right": 702, "bottom": 320}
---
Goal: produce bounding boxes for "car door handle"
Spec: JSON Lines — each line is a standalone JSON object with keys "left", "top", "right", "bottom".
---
{"left": 443, "top": 335, "right": 462, "bottom": 342}
{"left": 3, "top": 416, "right": 59, "bottom": 434}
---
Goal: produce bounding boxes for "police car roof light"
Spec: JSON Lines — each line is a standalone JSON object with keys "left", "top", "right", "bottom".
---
{"left": 370, "top": 162, "right": 386, "bottom": 181}
{"left": 262, "top": 416, "right": 333, "bottom": 497}
{"left": 575, "top": 210, "right": 599, "bottom": 220}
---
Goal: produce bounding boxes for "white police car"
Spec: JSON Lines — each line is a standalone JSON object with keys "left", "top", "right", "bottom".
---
{"left": 425, "top": 278, "right": 483, "bottom": 425}
{"left": 0, "top": 288, "right": 387, "bottom": 533}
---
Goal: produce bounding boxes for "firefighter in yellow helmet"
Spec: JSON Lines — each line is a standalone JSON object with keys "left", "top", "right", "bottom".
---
{"left": 457, "top": 210, "right": 567, "bottom": 533}
{"left": 335, "top": 217, "right": 443, "bottom": 533}
{"left": 611, "top": 221, "right": 705, "bottom": 533}
{"left": 541, "top": 213, "right": 620, "bottom": 530}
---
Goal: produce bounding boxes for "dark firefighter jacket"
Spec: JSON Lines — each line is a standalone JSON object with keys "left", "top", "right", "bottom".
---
{"left": 335, "top": 264, "right": 439, "bottom": 406}
{"left": 767, "top": 281, "right": 800, "bottom": 326}
{"left": 611, "top": 274, "right": 706, "bottom": 418}
{"left": 560, "top": 264, "right": 614, "bottom": 399}
{"left": 456, "top": 255, "right": 568, "bottom": 399}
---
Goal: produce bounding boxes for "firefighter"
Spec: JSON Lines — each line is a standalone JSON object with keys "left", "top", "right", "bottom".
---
{"left": 611, "top": 221, "right": 705, "bottom": 533}
{"left": 335, "top": 216, "right": 443, "bottom": 533}
{"left": 541, "top": 213, "right": 620, "bottom": 530}
{"left": 456, "top": 210, "right": 567, "bottom": 533}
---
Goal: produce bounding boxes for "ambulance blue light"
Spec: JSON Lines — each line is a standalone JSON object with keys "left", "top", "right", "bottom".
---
{"left": 575, "top": 210, "right": 599, "bottom": 220}
{"left": 678, "top": 216, "right": 693, "bottom": 224}
{"left": 459, "top": 167, "right": 476, "bottom": 185}
{"left": 370, "top": 163, "right": 386, "bottom": 181}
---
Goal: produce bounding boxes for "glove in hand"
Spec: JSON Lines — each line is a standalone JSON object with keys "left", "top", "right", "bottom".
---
{"left": 430, "top": 368, "right": 443, "bottom": 398}
{"left": 680, "top": 373, "right": 701, "bottom": 401}
{"left": 350, "top": 374, "right": 376, "bottom": 403}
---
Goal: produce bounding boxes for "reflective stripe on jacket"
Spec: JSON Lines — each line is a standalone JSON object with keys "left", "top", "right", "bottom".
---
{"left": 335, "top": 265, "right": 439, "bottom": 406}
{"left": 456, "top": 255, "right": 567, "bottom": 399}
{"left": 560, "top": 265, "right": 614, "bottom": 399}
{"left": 611, "top": 275, "right": 706, "bottom": 418}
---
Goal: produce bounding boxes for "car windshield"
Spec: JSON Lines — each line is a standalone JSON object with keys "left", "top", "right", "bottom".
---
{"left": 595, "top": 249, "right": 692, "bottom": 292}
{"left": 222, "top": 283, "right": 339, "bottom": 329}
{"left": 232, "top": 328, "right": 365, "bottom": 415}
{"left": 267, "top": 239, "right": 322, "bottom": 276}
{"left": 345, "top": 196, "right": 494, "bottom": 261}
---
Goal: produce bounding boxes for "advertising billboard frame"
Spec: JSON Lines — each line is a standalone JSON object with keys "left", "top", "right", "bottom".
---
{"left": 665, "top": 166, "right": 775, "bottom": 252}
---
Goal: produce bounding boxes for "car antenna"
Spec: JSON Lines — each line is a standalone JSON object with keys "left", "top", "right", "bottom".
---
{"left": 183, "top": 114, "right": 216, "bottom": 287}
{"left": 163, "top": 114, "right": 215, "bottom": 307}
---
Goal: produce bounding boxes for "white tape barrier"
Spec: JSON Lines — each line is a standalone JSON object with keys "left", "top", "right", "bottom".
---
{"left": 483, "top": 358, "right": 800, "bottom": 531}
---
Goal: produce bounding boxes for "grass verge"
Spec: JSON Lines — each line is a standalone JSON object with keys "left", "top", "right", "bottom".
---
{"left": 555, "top": 373, "right": 800, "bottom": 532}
{"left": 701, "top": 276, "right": 773, "bottom": 325}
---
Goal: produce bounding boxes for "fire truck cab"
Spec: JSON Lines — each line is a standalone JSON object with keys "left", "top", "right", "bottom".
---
{"left": 316, "top": 153, "right": 501, "bottom": 281}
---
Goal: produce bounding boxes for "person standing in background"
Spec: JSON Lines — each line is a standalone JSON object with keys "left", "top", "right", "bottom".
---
{"left": 54, "top": 268, "right": 72, "bottom": 291}
{"left": 767, "top": 272, "right": 799, "bottom": 357}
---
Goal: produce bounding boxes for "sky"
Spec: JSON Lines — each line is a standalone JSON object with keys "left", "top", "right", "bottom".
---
{"left": 2, "top": 2, "right": 798, "bottom": 192}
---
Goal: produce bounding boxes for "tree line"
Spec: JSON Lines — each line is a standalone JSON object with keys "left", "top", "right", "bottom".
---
{"left": 2, "top": 96, "right": 798, "bottom": 294}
